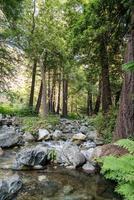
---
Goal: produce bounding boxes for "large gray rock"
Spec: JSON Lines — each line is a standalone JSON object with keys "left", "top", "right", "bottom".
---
{"left": 81, "top": 148, "right": 95, "bottom": 161}
{"left": 0, "top": 126, "right": 22, "bottom": 148}
{"left": 0, "top": 175, "right": 22, "bottom": 200}
{"left": 56, "top": 142, "right": 86, "bottom": 168}
{"left": 23, "top": 132, "right": 35, "bottom": 142}
{"left": 14, "top": 146, "right": 48, "bottom": 170}
{"left": 38, "top": 129, "right": 50, "bottom": 141}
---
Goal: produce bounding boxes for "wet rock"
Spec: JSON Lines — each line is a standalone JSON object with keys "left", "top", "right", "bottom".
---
{"left": 0, "top": 175, "right": 22, "bottom": 200}
{"left": 81, "top": 148, "right": 95, "bottom": 161}
{"left": 52, "top": 130, "right": 63, "bottom": 140}
{"left": 82, "top": 162, "right": 96, "bottom": 174}
{"left": 0, "top": 126, "right": 22, "bottom": 148}
{"left": 14, "top": 146, "right": 48, "bottom": 170}
{"left": 23, "top": 132, "right": 35, "bottom": 142}
{"left": 56, "top": 142, "right": 86, "bottom": 168}
{"left": 40, "top": 180, "right": 60, "bottom": 197}
{"left": 80, "top": 141, "right": 96, "bottom": 150}
{"left": 38, "top": 129, "right": 50, "bottom": 141}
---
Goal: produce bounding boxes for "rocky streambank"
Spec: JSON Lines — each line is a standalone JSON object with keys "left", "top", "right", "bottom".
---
{"left": 0, "top": 114, "right": 120, "bottom": 200}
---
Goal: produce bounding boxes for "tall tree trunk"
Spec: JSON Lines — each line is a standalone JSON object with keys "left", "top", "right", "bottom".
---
{"left": 100, "top": 37, "right": 112, "bottom": 113}
{"left": 114, "top": 9, "right": 134, "bottom": 140}
{"left": 48, "top": 69, "right": 51, "bottom": 112}
{"left": 57, "top": 72, "right": 61, "bottom": 114}
{"left": 40, "top": 53, "right": 48, "bottom": 117}
{"left": 29, "top": 59, "right": 37, "bottom": 108}
{"left": 87, "top": 90, "right": 93, "bottom": 116}
{"left": 62, "top": 77, "right": 68, "bottom": 117}
{"left": 35, "top": 81, "right": 42, "bottom": 114}
{"left": 94, "top": 79, "right": 101, "bottom": 114}
{"left": 50, "top": 69, "right": 56, "bottom": 113}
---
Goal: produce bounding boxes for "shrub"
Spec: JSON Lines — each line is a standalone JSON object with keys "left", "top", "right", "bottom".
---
{"left": 101, "top": 139, "right": 134, "bottom": 200}
{"left": 0, "top": 104, "right": 36, "bottom": 116}
{"left": 89, "top": 107, "right": 118, "bottom": 143}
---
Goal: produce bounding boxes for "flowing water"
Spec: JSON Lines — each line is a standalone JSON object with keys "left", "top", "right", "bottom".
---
{"left": 0, "top": 149, "right": 119, "bottom": 200}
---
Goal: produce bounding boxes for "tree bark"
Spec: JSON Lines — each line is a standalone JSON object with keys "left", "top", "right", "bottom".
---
{"left": 40, "top": 52, "right": 48, "bottom": 117}
{"left": 29, "top": 59, "right": 37, "bottom": 109}
{"left": 94, "top": 79, "right": 101, "bottom": 114}
{"left": 100, "top": 37, "right": 112, "bottom": 113}
{"left": 87, "top": 90, "right": 93, "bottom": 116}
{"left": 114, "top": 8, "right": 134, "bottom": 140}
{"left": 62, "top": 77, "right": 68, "bottom": 117}
{"left": 35, "top": 81, "right": 42, "bottom": 114}
{"left": 56, "top": 72, "right": 61, "bottom": 114}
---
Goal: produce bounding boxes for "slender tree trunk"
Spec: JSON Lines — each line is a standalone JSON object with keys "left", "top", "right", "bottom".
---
{"left": 114, "top": 9, "right": 134, "bottom": 140}
{"left": 94, "top": 79, "right": 101, "bottom": 114}
{"left": 87, "top": 90, "right": 93, "bottom": 116}
{"left": 40, "top": 53, "right": 48, "bottom": 117}
{"left": 57, "top": 72, "right": 61, "bottom": 114}
{"left": 62, "top": 76, "right": 68, "bottom": 117}
{"left": 35, "top": 81, "right": 42, "bottom": 114}
{"left": 29, "top": 59, "right": 37, "bottom": 108}
{"left": 48, "top": 69, "right": 51, "bottom": 112}
{"left": 100, "top": 37, "right": 112, "bottom": 113}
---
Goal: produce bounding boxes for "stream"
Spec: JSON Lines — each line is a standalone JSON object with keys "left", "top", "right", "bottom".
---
{"left": 0, "top": 118, "right": 120, "bottom": 200}
{"left": 0, "top": 148, "right": 119, "bottom": 200}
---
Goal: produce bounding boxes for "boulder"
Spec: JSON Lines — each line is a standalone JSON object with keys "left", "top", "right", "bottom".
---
{"left": 72, "top": 133, "right": 86, "bottom": 141}
{"left": 23, "top": 132, "right": 35, "bottom": 142}
{"left": 81, "top": 148, "right": 95, "bottom": 161}
{"left": 80, "top": 126, "right": 89, "bottom": 134}
{"left": 82, "top": 162, "right": 96, "bottom": 174}
{"left": 38, "top": 129, "right": 50, "bottom": 141}
{"left": 14, "top": 146, "right": 48, "bottom": 170}
{"left": 86, "top": 131, "right": 98, "bottom": 141}
{"left": 0, "top": 126, "right": 22, "bottom": 148}
{"left": 52, "top": 130, "right": 63, "bottom": 140}
{"left": 80, "top": 141, "right": 96, "bottom": 150}
{"left": 56, "top": 142, "right": 86, "bottom": 168}
{"left": 0, "top": 175, "right": 22, "bottom": 200}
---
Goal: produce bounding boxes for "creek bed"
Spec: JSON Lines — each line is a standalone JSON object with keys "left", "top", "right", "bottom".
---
{"left": 0, "top": 149, "right": 119, "bottom": 200}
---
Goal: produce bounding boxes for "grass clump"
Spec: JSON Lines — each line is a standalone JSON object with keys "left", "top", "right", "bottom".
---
{"left": 21, "top": 115, "right": 60, "bottom": 134}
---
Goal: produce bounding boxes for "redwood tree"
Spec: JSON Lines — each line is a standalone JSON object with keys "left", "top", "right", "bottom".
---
{"left": 114, "top": 8, "right": 134, "bottom": 140}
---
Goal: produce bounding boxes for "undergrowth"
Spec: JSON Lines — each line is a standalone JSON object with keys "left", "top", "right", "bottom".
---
{"left": 100, "top": 139, "right": 134, "bottom": 200}
{"left": 89, "top": 107, "right": 118, "bottom": 143}
{"left": 20, "top": 115, "right": 60, "bottom": 134}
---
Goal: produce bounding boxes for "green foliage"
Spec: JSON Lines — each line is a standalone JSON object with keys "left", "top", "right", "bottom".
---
{"left": 122, "top": 62, "right": 134, "bottom": 71}
{"left": 21, "top": 115, "right": 60, "bottom": 134}
{"left": 89, "top": 108, "right": 118, "bottom": 143}
{"left": 48, "top": 149, "right": 57, "bottom": 162}
{"left": 101, "top": 139, "right": 134, "bottom": 200}
{"left": 0, "top": 104, "right": 36, "bottom": 116}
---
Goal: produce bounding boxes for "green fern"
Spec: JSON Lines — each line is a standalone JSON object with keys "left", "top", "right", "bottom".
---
{"left": 115, "top": 139, "right": 134, "bottom": 154}
{"left": 101, "top": 139, "right": 134, "bottom": 200}
{"left": 122, "top": 61, "right": 134, "bottom": 71}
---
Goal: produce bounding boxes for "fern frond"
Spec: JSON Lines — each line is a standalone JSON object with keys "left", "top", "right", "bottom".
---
{"left": 115, "top": 139, "right": 134, "bottom": 154}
